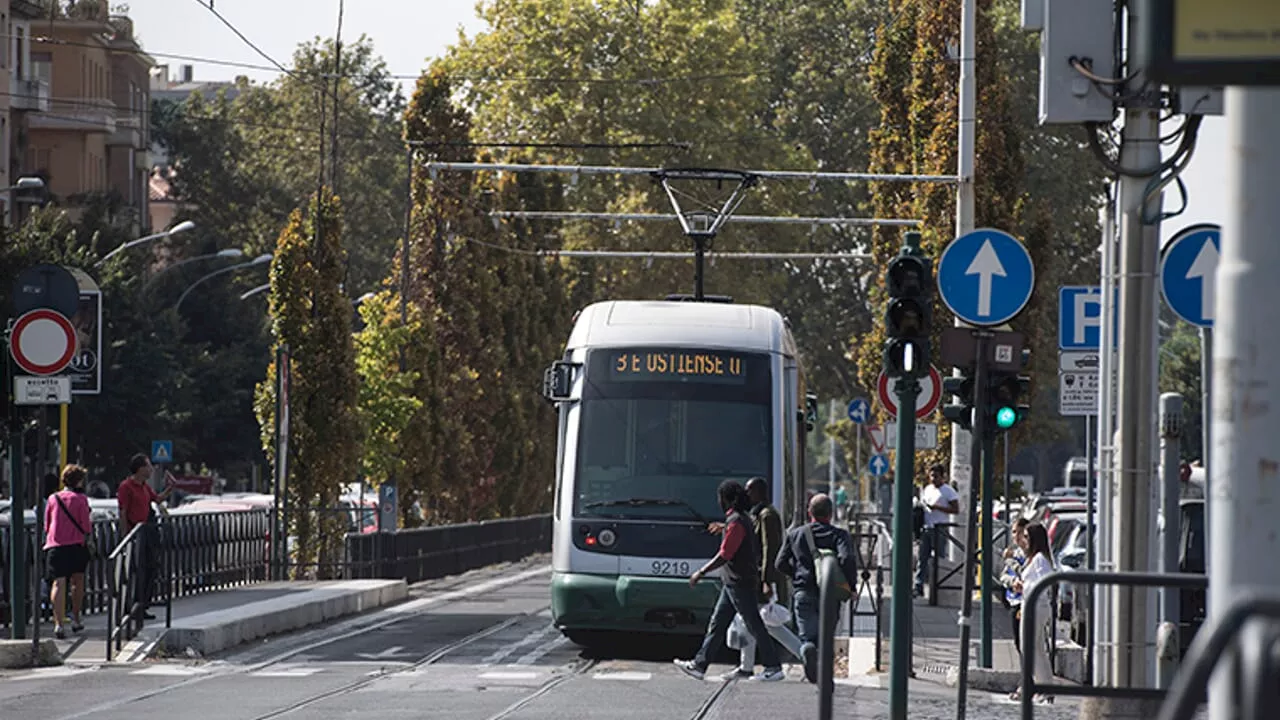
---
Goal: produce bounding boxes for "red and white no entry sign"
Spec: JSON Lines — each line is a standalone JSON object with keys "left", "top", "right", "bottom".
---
{"left": 876, "top": 365, "right": 943, "bottom": 420}
{"left": 8, "top": 308, "right": 78, "bottom": 376}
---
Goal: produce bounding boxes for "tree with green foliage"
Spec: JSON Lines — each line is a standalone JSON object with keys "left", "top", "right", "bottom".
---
{"left": 254, "top": 191, "right": 360, "bottom": 578}
{"left": 353, "top": 291, "right": 422, "bottom": 499}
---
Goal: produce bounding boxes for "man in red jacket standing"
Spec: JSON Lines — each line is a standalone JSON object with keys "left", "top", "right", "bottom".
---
{"left": 117, "top": 454, "right": 174, "bottom": 621}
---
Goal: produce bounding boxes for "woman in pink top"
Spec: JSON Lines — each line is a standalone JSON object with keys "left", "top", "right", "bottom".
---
{"left": 44, "top": 464, "right": 92, "bottom": 639}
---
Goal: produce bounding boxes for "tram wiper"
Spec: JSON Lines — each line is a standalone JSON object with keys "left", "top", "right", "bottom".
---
{"left": 582, "top": 498, "right": 714, "bottom": 524}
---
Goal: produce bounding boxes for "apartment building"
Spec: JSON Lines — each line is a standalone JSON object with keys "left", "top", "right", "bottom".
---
{"left": 22, "top": 0, "right": 153, "bottom": 230}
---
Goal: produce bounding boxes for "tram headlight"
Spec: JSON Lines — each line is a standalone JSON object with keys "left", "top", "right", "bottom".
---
{"left": 597, "top": 529, "right": 617, "bottom": 548}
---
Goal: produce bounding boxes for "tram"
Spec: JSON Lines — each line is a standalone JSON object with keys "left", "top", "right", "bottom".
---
{"left": 540, "top": 297, "right": 816, "bottom": 647}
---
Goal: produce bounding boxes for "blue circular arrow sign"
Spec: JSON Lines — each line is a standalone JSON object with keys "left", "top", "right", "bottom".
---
{"left": 868, "top": 453, "right": 890, "bottom": 477}
{"left": 847, "top": 398, "right": 871, "bottom": 424}
{"left": 1159, "top": 224, "right": 1219, "bottom": 328}
{"left": 937, "top": 228, "right": 1035, "bottom": 327}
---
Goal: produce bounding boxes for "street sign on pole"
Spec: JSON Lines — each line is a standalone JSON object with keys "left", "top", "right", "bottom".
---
{"left": 876, "top": 365, "right": 943, "bottom": 419}
{"left": 8, "top": 308, "right": 78, "bottom": 376}
{"left": 884, "top": 422, "right": 940, "bottom": 451}
{"left": 847, "top": 397, "right": 871, "bottom": 424}
{"left": 13, "top": 376, "right": 71, "bottom": 405}
{"left": 1058, "top": 285, "right": 1120, "bottom": 350}
{"left": 939, "top": 326, "right": 1026, "bottom": 373}
{"left": 868, "top": 453, "right": 889, "bottom": 477}
{"left": 865, "top": 424, "right": 885, "bottom": 454}
{"left": 937, "top": 228, "right": 1035, "bottom": 327}
{"left": 151, "top": 440, "right": 174, "bottom": 464}
{"left": 12, "top": 264, "right": 80, "bottom": 319}
{"left": 1159, "top": 223, "right": 1220, "bottom": 328}
{"left": 1059, "top": 371, "right": 1101, "bottom": 416}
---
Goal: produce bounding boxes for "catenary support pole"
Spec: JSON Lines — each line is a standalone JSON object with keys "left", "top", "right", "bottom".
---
{"left": 947, "top": 0, "right": 978, "bottom": 540}
{"left": 8, "top": 406, "right": 26, "bottom": 639}
{"left": 829, "top": 399, "right": 838, "bottom": 499}
{"left": 889, "top": 374, "right": 920, "bottom": 720}
{"left": 1198, "top": 326, "right": 1211, "bottom": 579}
{"left": 1107, "top": 0, "right": 1166, "bottom": 703}
{"left": 1085, "top": 412, "right": 1096, "bottom": 681}
{"left": 1208, "top": 86, "right": 1280, "bottom": 720}
{"left": 954, "top": 334, "right": 987, "bottom": 720}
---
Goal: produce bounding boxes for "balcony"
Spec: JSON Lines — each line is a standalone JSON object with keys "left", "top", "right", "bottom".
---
{"left": 11, "top": 77, "right": 50, "bottom": 113}
{"left": 29, "top": 97, "right": 117, "bottom": 134}
{"left": 109, "top": 112, "right": 144, "bottom": 148}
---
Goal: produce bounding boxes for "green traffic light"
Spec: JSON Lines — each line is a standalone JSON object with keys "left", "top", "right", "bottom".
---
{"left": 995, "top": 406, "right": 1017, "bottom": 429}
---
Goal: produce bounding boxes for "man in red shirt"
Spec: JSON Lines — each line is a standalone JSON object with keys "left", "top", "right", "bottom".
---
{"left": 674, "top": 479, "right": 784, "bottom": 682}
{"left": 117, "top": 454, "right": 174, "bottom": 620}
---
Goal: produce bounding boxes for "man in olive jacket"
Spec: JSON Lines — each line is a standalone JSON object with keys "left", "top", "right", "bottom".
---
{"left": 746, "top": 477, "right": 788, "bottom": 607}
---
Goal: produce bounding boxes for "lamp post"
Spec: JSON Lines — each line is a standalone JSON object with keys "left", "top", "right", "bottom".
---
{"left": 175, "top": 253, "right": 272, "bottom": 311}
{"left": 96, "top": 219, "right": 197, "bottom": 267}
{"left": 5, "top": 176, "right": 44, "bottom": 226}
{"left": 142, "top": 248, "right": 244, "bottom": 292}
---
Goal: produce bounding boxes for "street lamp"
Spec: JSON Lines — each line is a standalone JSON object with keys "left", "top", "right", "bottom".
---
{"left": 96, "top": 219, "right": 197, "bottom": 267}
{"left": 142, "top": 248, "right": 244, "bottom": 292}
{"left": 7, "top": 177, "right": 43, "bottom": 191}
{"left": 175, "top": 253, "right": 272, "bottom": 310}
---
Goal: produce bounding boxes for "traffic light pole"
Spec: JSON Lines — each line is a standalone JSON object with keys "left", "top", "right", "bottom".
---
{"left": 5, "top": 333, "right": 27, "bottom": 640}
{"left": 953, "top": 332, "right": 987, "bottom": 720}
{"left": 889, "top": 373, "right": 920, "bottom": 720}
{"left": 979, "top": 420, "right": 995, "bottom": 667}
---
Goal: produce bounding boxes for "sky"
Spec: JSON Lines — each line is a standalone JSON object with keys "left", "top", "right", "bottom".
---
{"left": 124, "top": 0, "right": 1229, "bottom": 246}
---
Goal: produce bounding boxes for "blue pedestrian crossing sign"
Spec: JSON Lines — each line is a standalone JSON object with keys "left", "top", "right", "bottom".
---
{"left": 151, "top": 440, "right": 173, "bottom": 464}
{"left": 1159, "top": 224, "right": 1219, "bottom": 328}
{"left": 868, "top": 453, "right": 890, "bottom": 477}
{"left": 937, "top": 229, "right": 1035, "bottom": 327}
{"left": 847, "top": 398, "right": 871, "bottom": 424}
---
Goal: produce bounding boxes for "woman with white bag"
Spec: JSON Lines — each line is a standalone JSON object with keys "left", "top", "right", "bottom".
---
{"left": 725, "top": 583, "right": 810, "bottom": 680}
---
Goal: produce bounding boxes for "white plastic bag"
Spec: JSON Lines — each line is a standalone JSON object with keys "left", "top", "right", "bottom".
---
{"left": 727, "top": 613, "right": 748, "bottom": 649}
{"left": 760, "top": 584, "right": 791, "bottom": 627}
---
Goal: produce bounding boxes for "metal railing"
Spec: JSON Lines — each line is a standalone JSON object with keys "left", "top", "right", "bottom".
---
{"left": 817, "top": 552, "right": 844, "bottom": 720}
{"left": 344, "top": 515, "right": 552, "bottom": 583}
{"left": 1018, "top": 569, "right": 1209, "bottom": 720}
{"left": 926, "top": 522, "right": 1009, "bottom": 605}
{"left": 1157, "top": 593, "right": 1280, "bottom": 720}
{"left": 847, "top": 513, "right": 888, "bottom": 670}
{"left": 105, "top": 522, "right": 172, "bottom": 661}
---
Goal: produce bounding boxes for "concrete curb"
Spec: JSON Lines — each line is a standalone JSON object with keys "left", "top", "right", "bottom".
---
{"left": 0, "top": 639, "right": 62, "bottom": 668}
{"left": 155, "top": 579, "right": 408, "bottom": 658}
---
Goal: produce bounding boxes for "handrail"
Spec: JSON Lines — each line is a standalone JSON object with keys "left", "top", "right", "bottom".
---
{"left": 1019, "top": 569, "right": 1209, "bottom": 720}
{"left": 817, "top": 553, "right": 841, "bottom": 720}
{"left": 1156, "top": 593, "right": 1280, "bottom": 720}
{"left": 108, "top": 523, "right": 143, "bottom": 560}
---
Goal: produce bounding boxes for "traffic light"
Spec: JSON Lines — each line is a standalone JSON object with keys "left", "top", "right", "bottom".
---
{"left": 987, "top": 349, "right": 1031, "bottom": 432}
{"left": 941, "top": 373, "right": 975, "bottom": 431}
{"left": 882, "top": 234, "right": 933, "bottom": 378}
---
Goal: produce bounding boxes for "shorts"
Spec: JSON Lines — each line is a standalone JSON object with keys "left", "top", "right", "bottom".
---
{"left": 46, "top": 544, "right": 90, "bottom": 580}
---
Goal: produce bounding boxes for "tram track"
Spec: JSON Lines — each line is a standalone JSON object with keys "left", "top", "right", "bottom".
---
{"left": 53, "top": 569, "right": 557, "bottom": 720}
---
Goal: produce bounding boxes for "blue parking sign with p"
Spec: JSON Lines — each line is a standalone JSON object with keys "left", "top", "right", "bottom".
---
{"left": 1058, "top": 286, "right": 1118, "bottom": 350}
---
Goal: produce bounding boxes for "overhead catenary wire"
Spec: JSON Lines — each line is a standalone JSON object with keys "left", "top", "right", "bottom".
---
{"left": 424, "top": 161, "right": 960, "bottom": 184}
{"left": 488, "top": 211, "right": 922, "bottom": 227}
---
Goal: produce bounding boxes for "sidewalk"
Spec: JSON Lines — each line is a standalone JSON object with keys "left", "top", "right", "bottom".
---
{"left": 0, "top": 579, "right": 406, "bottom": 668}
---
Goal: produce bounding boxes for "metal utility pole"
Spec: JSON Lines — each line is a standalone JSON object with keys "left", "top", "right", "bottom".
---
{"left": 1157, "top": 392, "right": 1183, "bottom": 690}
{"left": 946, "top": 0, "right": 978, "bottom": 528}
{"left": 1094, "top": 178, "right": 1119, "bottom": 688}
{"left": 1208, "top": 86, "right": 1280, "bottom": 720}
{"left": 1108, "top": 1, "right": 1165, "bottom": 697}
{"left": 828, "top": 399, "right": 838, "bottom": 498}
{"left": 953, "top": 334, "right": 987, "bottom": 718}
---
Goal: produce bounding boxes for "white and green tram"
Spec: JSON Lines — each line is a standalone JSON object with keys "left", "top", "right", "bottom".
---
{"left": 541, "top": 298, "right": 817, "bottom": 646}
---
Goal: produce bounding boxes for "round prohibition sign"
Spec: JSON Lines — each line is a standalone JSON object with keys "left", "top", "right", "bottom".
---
{"left": 8, "top": 308, "right": 79, "bottom": 376}
{"left": 876, "top": 365, "right": 943, "bottom": 420}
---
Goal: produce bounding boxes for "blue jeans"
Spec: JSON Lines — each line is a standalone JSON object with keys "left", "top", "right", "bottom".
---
{"left": 792, "top": 589, "right": 820, "bottom": 645}
{"left": 694, "top": 583, "right": 781, "bottom": 672}
{"left": 915, "top": 527, "right": 936, "bottom": 591}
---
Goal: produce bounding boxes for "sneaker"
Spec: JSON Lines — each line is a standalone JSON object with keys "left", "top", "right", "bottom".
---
{"left": 749, "top": 667, "right": 785, "bottom": 682}
{"left": 801, "top": 642, "right": 818, "bottom": 683}
{"left": 673, "top": 659, "right": 705, "bottom": 680}
{"left": 716, "top": 668, "right": 752, "bottom": 681}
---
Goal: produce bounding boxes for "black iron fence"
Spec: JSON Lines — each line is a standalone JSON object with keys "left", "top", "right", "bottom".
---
{"left": 2, "top": 509, "right": 552, "bottom": 629}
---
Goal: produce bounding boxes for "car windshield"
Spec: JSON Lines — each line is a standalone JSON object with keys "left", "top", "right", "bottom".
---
{"left": 574, "top": 347, "right": 773, "bottom": 522}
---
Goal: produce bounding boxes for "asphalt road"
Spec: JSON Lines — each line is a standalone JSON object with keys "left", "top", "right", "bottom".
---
{"left": 0, "top": 555, "right": 1140, "bottom": 720}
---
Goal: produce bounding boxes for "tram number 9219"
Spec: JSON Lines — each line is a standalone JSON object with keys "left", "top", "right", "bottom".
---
{"left": 651, "top": 560, "right": 692, "bottom": 577}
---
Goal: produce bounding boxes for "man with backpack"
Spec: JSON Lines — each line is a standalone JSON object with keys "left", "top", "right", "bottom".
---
{"left": 775, "top": 492, "right": 858, "bottom": 677}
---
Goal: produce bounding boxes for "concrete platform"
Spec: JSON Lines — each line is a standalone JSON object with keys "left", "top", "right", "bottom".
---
{"left": 0, "top": 639, "right": 61, "bottom": 668}
{"left": 156, "top": 579, "right": 408, "bottom": 657}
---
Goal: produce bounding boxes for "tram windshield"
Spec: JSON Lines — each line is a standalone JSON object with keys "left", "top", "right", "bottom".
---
{"left": 574, "top": 347, "right": 774, "bottom": 522}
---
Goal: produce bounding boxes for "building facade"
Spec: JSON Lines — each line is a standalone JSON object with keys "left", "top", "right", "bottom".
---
{"left": 22, "top": 0, "right": 152, "bottom": 230}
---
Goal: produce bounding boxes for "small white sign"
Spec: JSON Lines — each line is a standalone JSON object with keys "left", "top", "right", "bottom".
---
{"left": 994, "top": 343, "right": 1014, "bottom": 364}
{"left": 1059, "top": 371, "right": 1099, "bottom": 416}
{"left": 884, "top": 422, "right": 940, "bottom": 450}
{"left": 1059, "top": 350, "right": 1115, "bottom": 373}
{"left": 14, "top": 376, "right": 71, "bottom": 405}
